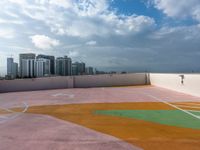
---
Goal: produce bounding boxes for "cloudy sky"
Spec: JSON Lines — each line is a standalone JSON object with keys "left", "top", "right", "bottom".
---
{"left": 1, "top": 0, "right": 200, "bottom": 75}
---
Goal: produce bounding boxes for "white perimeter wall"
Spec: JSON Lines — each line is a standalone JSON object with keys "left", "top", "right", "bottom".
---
{"left": 74, "top": 73, "right": 149, "bottom": 88}
{"left": 0, "top": 73, "right": 149, "bottom": 93}
{"left": 0, "top": 76, "right": 74, "bottom": 93}
{"left": 150, "top": 73, "right": 200, "bottom": 97}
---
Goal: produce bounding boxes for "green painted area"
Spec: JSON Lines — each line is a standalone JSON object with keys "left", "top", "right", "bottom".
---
{"left": 95, "top": 110, "right": 200, "bottom": 129}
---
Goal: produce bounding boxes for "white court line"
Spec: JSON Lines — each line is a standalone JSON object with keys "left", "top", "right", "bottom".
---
{"left": 0, "top": 107, "right": 16, "bottom": 113}
{"left": 172, "top": 102, "right": 200, "bottom": 106}
{"left": 143, "top": 92, "right": 200, "bottom": 120}
{"left": 22, "top": 102, "right": 29, "bottom": 113}
{"left": 174, "top": 105, "right": 200, "bottom": 109}
{"left": 52, "top": 93, "right": 74, "bottom": 98}
{"left": 0, "top": 102, "right": 29, "bottom": 124}
{"left": 187, "top": 110, "right": 200, "bottom": 113}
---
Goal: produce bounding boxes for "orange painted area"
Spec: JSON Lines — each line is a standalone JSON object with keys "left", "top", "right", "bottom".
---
{"left": 27, "top": 102, "right": 200, "bottom": 150}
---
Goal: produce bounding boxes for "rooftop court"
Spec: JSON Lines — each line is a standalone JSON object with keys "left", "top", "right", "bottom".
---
{"left": 0, "top": 73, "right": 200, "bottom": 150}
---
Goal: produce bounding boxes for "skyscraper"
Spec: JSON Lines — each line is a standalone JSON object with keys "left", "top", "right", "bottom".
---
{"left": 7, "top": 57, "right": 18, "bottom": 79}
{"left": 21, "top": 59, "right": 35, "bottom": 78}
{"left": 7, "top": 58, "right": 13, "bottom": 76}
{"left": 12, "top": 62, "right": 18, "bottom": 78}
{"left": 36, "top": 54, "right": 55, "bottom": 75}
{"left": 86, "top": 67, "right": 94, "bottom": 75}
{"left": 56, "top": 56, "right": 72, "bottom": 76}
{"left": 56, "top": 57, "right": 64, "bottom": 76}
{"left": 79, "top": 62, "right": 86, "bottom": 75}
{"left": 72, "top": 63, "right": 78, "bottom": 75}
{"left": 35, "top": 58, "right": 50, "bottom": 77}
{"left": 19, "top": 53, "right": 35, "bottom": 77}
{"left": 72, "top": 62, "right": 86, "bottom": 75}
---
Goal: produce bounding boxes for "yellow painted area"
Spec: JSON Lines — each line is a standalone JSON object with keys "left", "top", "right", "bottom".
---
{"left": 26, "top": 102, "right": 200, "bottom": 150}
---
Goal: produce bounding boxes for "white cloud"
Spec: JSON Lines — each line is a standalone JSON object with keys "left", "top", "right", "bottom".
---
{"left": 48, "top": 13, "right": 155, "bottom": 37}
{"left": 0, "top": 18, "right": 24, "bottom": 25}
{"left": 30, "top": 35, "right": 60, "bottom": 50}
{"left": 5, "top": 11, "right": 20, "bottom": 18}
{"left": 112, "top": 15, "right": 155, "bottom": 35}
{"left": 7, "top": 0, "right": 27, "bottom": 5}
{"left": 49, "top": 0, "right": 73, "bottom": 9}
{"left": 3, "top": 0, "right": 155, "bottom": 37}
{"left": 86, "top": 40, "right": 97, "bottom": 46}
{"left": 67, "top": 51, "right": 80, "bottom": 58}
{"left": 151, "top": 0, "right": 200, "bottom": 22}
{"left": 0, "top": 28, "right": 15, "bottom": 39}
{"left": 74, "top": 0, "right": 108, "bottom": 17}
{"left": 149, "top": 25, "right": 200, "bottom": 46}
{"left": 149, "top": 26, "right": 177, "bottom": 39}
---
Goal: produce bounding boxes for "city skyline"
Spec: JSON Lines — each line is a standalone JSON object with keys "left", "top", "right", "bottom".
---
{"left": 5, "top": 53, "right": 96, "bottom": 79}
{"left": 1, "top": 0, "right": 200, "bottom": 75}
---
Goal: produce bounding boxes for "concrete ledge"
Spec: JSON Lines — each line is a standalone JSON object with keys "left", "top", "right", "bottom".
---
{"left": 0, "top": 76, "right": 74, "bottom": 93}
{"left": 74, "top": 73, "right": 149, "bottom": 88}
{"left": 1, "top": 73, "right": 200, "bottom": 98}
{"left": 0, "top": 73, "right": 149, "bottom": 93}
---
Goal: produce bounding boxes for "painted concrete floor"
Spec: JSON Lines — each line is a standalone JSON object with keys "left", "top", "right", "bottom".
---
{"left": 0, "top": 86, "right": 200, "bottom": 150}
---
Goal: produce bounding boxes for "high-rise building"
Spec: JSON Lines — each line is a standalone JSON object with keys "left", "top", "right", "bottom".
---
{"left": 36, "top": 55, "right": 55, "bottom": 75}
{"left": 56, "top": 56, "right": 72, "bottom": 76}
{"left": 72, "top": 62, "right": 86, "bottom": 75}
{"left": 21, "top": 59, "right": 35, "bottom": 78}
{"left": 79, "top": 62, "right": 86, "bottom": 75}
{"left": 12, "top": 62, "right": 18, "bottom": 78}
{"left": 56, "top": 57, "right": 64, "bottom": 76}
{"left": 19, "top": 53, "right": 35, "bottom": 77}
{"left": 86, "top": 67, "right": 94, "bottom": 75}
{"left": 7, "top": 57, "right": 18, "bottom": 79}
{"left": 7, "top": 58, "right": 13, "bottom": 76}
{"left": 72, "top": 63, "right": 78, "bottom": 75}
{"left": 35, "top": 58, "right": 50, "bottom": 77}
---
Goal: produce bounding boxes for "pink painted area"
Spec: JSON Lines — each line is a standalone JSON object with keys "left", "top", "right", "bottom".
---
{"left": 0, "top": 113, "right": 141, "bottom": 150}
{"left": 0, "top": 86, "right": 199, "bottom": 109}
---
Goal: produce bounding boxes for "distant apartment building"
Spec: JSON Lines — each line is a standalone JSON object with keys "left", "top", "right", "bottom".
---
{"left": 56, "top": 56, "right": 72, "bottom": 76}
{"left": 72, "top": 62, "right": 86, "bottom": 75}
{"left": 7, "top": 57, "right": 18, "bottom": 79}
{"left": 72, "top": 63, "right": 78, "bottom": 75}
{"left": 36, "top": 54, "right": 55, "bottom": 75}
{"left": 19, "top": 53, "right": 35, "bottom": 77}
{"left": 79, "top": 62, "right": 86, "bottom": 75}
{"left": 86, "top": 67, "right": 94, "bottom": 75}
{"left": 21, "top": 59, "right": 35, "bottom": 78}
{"left": 12, "top": 63, "right": 18, "bottom": 77}
{"left": 7, "top": 58, "right": 13, "bottom": 76}
{"left": 34, "top": 58, "right": 50, "bottom": 77}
